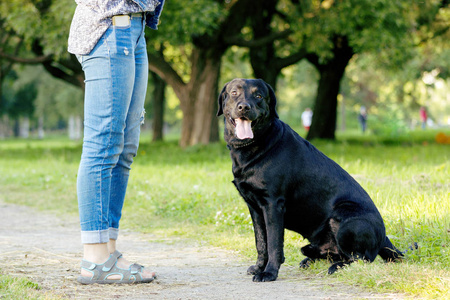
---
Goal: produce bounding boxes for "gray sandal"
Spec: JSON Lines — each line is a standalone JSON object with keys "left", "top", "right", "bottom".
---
{"left": 77, "top": 250, "right": 155, "bottom": 284}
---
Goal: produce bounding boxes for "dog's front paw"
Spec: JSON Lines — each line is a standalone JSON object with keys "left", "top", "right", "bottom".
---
{"left": 247, "top": 265, "right": 264, "bottom": 275}
{"left": 252, "top": 271, "right": 278, "bottom": 282}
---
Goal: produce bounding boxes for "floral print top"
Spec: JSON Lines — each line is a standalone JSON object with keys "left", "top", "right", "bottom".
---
{"left": 68, "top": 0, "right": 164, "bottom": 55}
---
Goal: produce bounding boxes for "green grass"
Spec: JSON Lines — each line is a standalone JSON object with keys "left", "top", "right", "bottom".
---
{"left": 0, "top": 273, "right": 41, "bottom": 299}
{"left": 0, "top": 128, "right": 449, "bottom": 298}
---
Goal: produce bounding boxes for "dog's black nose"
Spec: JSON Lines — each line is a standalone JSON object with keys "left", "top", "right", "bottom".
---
{"left": 238, "top": 103, "right": 251, "bottom": 112}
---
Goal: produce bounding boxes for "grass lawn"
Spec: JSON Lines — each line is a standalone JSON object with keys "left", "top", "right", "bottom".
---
{"left": 0, "top": 128, "right": 449, "bottom": 298}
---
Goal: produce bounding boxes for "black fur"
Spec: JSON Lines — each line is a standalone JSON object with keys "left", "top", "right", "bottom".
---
{"left": 217, "top": 78, "right": 406, "bottom": 282}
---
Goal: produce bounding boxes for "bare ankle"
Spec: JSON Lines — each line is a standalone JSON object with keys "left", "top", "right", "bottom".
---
{"left": 107, "top": 239, "right": 117, "bottom": 254}
{"left": 83, "top": 243, "right": 110, "bottom": 264}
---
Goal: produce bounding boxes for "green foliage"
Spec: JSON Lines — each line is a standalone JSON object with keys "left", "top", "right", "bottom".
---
{"left": 341, "top": 47, "right": 450, "bottom": 130}
{"left": 0, "top": 0, "right": 75, "bottom": 59}
{"left": 220, "top": 46, "right": 253, "bottom": 86}
{"left": 153, "top": 0, "right": 224, "bottom": 45}
{"left": 276, "top": 60, "right": 319, "bottom": 124}
{"left": 1, "top": 65, "right": 82, "bottom": 130}
{"left": 145, "top": 1, "right": 224, "bottom": 81}
{"left": 1, "top": 70, "right": 37, "bottom": 118}
{"left": 11, "top": 82, "right": 37, "bottom": 117}
{"left": 283, "top": 0, "right": 419, "bottom": 66}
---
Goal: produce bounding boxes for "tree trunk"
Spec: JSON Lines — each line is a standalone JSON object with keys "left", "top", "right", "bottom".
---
{"left": 0, "top": 115, "right": 11, "bottom": 138}
{"left": 250, "top": 43, "right": 280, "bottom": 89}
{"left": 19, "top": 116, "right": 30, "bottom": 138}
{"left": 248, "top": 0, "right": 277, "bottom": 88}
{"left": 68, "top": 115, "right": 82, "bottom": 140}
{"left": 307, "top": 37, "right": 353, "bottom": 140}
{"left": 149, "top": 48, "right": 221, "bottom": 148}
{"left": 340, "top": 95, "right": 346, "bottom": 131}
{"left": 37, "top": 116, "right": 45, "bottom": 139}
{"left": 150, "top": 72, "right": 165, "bottom": 142}
{"left": 247, "top": 0, "right": 306, "bottom": 90}
{"left": 180, "top": 49, "right": 220, "bottom": 147}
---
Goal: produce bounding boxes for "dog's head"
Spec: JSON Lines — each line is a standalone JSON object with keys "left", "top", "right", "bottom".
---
{"left": 217, "top": 78, "right": 278, "bottom": 146}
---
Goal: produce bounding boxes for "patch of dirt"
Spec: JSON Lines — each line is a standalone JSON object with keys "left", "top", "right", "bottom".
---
{"left": 0, "top": 202, "right": 404, "bottom": 299}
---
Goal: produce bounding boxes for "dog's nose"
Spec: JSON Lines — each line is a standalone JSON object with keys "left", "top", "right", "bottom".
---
{"left": 238, "top": 103, "right": 251, "bottom": 112}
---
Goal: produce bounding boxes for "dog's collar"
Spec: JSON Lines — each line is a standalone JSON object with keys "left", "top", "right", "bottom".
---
{"left": 230, "top": 138, "right": 255, "bottom": 149}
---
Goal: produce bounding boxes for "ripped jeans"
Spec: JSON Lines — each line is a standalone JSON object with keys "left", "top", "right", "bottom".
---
{"left": 76, "top": 14, "right": 148, "bottom": 244}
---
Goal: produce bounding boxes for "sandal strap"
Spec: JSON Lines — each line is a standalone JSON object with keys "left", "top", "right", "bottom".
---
{"left": 80, "top": 250, "right": 124, "bottom": 279}
{"left": 103, "top": 250, "right": 122, "bottom": 272}
{"left": 80, "top": 259, "right": 95, "bottom": 269}
{"left": 130, "top": 263, "right": 144, "bottom": 274}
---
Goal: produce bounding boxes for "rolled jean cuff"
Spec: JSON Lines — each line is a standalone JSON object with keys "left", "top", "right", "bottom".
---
{"left": 109, "top": 227, "right": 119, "bottom": 240}
{"left": 81, "top": 229, "right": 110, "bottom": 244}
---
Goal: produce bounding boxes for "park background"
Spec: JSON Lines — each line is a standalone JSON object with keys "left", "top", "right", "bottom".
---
{"left": 0, "top": 0, "right": 449, "bottom": 299}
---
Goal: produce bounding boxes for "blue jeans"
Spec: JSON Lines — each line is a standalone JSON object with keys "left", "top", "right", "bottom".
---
{"left": 76, "top": 14, "right": 148, "bottom": 244}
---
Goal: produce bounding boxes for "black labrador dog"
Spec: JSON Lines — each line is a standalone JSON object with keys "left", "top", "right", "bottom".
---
{"left": 217, "top": 78, "right": 406, "bottom": 282}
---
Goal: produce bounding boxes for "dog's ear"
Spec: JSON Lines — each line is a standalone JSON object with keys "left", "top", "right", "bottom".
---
{"left": 217, "top": 82, "right": 229, "bottom": 116}
{"left": 264, "top": 81, "right": 279, "bottom": 119}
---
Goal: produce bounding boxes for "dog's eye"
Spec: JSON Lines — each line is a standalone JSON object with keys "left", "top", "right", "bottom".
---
{"left": 231, "top": 91, "right": 238, "bottom": 96}
{"left": 255, "top": 94, "right": 262, "bottom": 99}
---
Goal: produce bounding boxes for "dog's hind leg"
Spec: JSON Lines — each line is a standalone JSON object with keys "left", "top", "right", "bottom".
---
{"left": 300, "top": 219, "right": 342, "bottom": 270}
{"left": 331, "top": 217, "right": 380, "bottom": 274}
{"left": 300, "top": 243, "right": 342, "bottom": 269}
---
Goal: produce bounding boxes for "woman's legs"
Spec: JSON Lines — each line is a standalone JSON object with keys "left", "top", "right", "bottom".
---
{"left": 108, "top": 18, "right": 149, "bottom": 235}
{"left": 77, "top": 15, "right": 154, "bottom": 280}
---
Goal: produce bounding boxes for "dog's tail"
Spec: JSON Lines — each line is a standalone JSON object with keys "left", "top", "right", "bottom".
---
{"left": 378, "top": 236, "right": 418, "bottom": 262}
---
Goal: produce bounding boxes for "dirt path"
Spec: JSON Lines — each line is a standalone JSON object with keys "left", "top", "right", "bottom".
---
{"left": 0, "top": 202, "right": 404, "bottom": 299}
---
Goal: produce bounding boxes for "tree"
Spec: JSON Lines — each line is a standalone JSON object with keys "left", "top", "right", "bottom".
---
{"left": 146, "top": 0, "right": 259, "bottom": 147}
{"left": 0, "top": 0, "right": 84, "bottom": 89}
{"left": 305, "top": 35, "right": 354, "bottom": 139}
{"left": 223, "top": 0, "right": 433, "bottom": 139}
{"left": 338, "top": 0, "right": 450, "bottom": 133}
{"left": 244, "top": 0, "right": 306, "bottom": 89}
{"left": 1, "top": 0, "right": 253, "bottom": 146}
{"left": 0, "top": 16, "right": 35, "bottom": 136}
{"left": 0, "top": 0, "right": 84, "bottom": 136}
{"left": 2, "top": 75, "right": 37, "bottom": 137}
{"left": 279, "top": 0, "right": 423, "bottom": 140}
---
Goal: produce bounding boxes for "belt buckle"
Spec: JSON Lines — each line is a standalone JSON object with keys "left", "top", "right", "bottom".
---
{"left": 112, "top": 15, "right": 130, "bottom": 26}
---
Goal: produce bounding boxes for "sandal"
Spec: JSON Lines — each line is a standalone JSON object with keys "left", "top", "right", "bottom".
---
{"left": 77, "top": 250, "right": 155, "bottom": 284}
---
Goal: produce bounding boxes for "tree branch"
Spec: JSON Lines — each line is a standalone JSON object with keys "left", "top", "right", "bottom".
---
{"left": 40, "top": 60, "right": 84, "bottom": 88}
{"left": 0, "top": 51, "right": 52, "bottom": 64}
{"left": 417, "top": 26, "right": 449, "bottom": 46}
{"left": 147, "top": 51, "right": 186, "bottom": 98}
{"left": 274, "top": 48, "right": 308, "bottom": 70}
{"left": 306, "top": 53, "right": 320, "bottom": 69}
{"left": 224, "top": 29, "right": 293, "bottom": 48}
{"left": 218, "top": 0, "right": 259, "bottom": 42}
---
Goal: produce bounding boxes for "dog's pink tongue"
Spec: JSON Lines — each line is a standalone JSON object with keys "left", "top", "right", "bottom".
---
{"left": 235, "top": 118, "right": 253, "bottom": 140}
